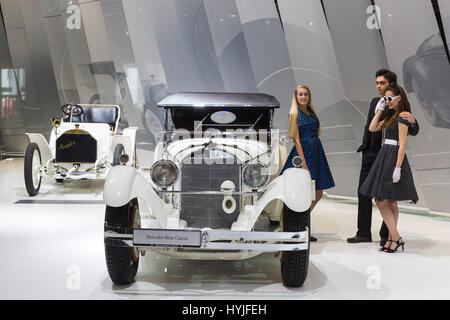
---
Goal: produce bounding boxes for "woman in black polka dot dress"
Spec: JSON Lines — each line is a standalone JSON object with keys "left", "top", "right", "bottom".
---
{"left": 281, "top": 84, "right": 335, "bottom": 241}
{"left": 360, "top": 84, "right": 418, "bottom": 253}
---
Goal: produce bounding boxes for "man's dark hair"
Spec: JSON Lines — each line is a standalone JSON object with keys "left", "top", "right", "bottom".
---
{"left": 375, "top": 68, "right": 397, "bottom": 84}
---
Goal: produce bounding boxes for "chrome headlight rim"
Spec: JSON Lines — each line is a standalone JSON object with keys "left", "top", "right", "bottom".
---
{"left": 150, "top": 159, "right": 179, "bottom": 189}
{"left": 242, "top": 162, "right": 270, "bottom": 189}
{"left": 291, "top": 155, "right": 303, "bottom": 168}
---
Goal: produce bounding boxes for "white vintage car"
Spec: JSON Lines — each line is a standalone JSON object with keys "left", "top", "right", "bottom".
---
{"left": 24, "top": 103, "right": 137, "bottom": 196}
{"left": 103, "top": 93, "right": 313, "bottom": 287}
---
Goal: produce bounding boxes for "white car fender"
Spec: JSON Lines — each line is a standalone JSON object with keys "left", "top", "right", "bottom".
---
{"left": 110, "top": 136, "right": 131, "bottom": 163}
{"left": 25, "top": 133, "right": 53, "bottom": 164}
{"left": 121, "top": 127, "right": 137, "bottom": 143}
{"left": 103, "top": 165, "right": 168, "bottom": 227}
{"left": 110, "top": 127, "right": 137, "bottom": 165}
{"left": 260, "top": 168, "right": 312, "bottom": 212}
{"left": 282, "top": 168, "right": 312, "bottom": 212}
{"left": 121, "top": 127, "right": 137, "bottom": 164}
{"left": 244, "top": 168, "right": 312, "bottom": 228}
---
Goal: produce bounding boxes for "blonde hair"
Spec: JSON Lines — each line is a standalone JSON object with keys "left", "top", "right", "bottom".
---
{"left": 288, "top": 84, "right": 321, "bottom": 138}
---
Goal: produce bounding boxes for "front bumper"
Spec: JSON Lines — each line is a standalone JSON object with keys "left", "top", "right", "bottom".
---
{"left": 104, "top": 228, "right": 309, "bottom": 252}
{"left": 53, "top": 155, "right": 109, "bottom": 180}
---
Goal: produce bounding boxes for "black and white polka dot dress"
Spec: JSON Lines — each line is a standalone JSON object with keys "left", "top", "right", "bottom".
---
{"left": 359, "top": 117, "right": 418, "bottom": 203}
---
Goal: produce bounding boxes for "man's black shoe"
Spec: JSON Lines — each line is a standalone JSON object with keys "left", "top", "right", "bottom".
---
{"left": 379, "top": 238, "right": 388, "bottom": 247}
{"left": 310, "top": 236, "right": 317, "bottom": 242}
{"left": 347, "top": 235, "right": 372, "bottom": 243}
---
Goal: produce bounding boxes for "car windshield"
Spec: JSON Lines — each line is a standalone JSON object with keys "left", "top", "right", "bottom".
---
{"left": 168, "top": 107, "right": 272, "bottom": 132}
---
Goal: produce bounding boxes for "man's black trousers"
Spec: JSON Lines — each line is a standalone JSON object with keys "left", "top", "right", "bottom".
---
{"left": 357, "top": 151, "right": 389, "bottom": 239}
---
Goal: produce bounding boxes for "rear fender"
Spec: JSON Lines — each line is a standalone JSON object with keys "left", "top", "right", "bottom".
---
{"left": 111, "top": 127, "right": 137, "bottom": 165}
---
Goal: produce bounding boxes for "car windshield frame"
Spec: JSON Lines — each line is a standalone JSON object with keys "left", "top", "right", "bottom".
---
{"left": 157, "top": 92, "right": 280, "bottom": 109}
{"left": 157, "top": 92, "right": 280, "bottom": 135}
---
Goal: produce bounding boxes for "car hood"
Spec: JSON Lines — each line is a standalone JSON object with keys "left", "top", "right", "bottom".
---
{"left": 167, "top": 137, "right": 269, "bottom": 161}
{"left": 155, "top": 135, "right": 281, "bottom": 174}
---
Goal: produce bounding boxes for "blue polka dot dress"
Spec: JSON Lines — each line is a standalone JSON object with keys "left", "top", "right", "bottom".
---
{"left": 281, "top": 107, "right": 335, "bottom": 190}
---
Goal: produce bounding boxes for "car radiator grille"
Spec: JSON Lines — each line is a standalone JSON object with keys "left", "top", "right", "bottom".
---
{"left": 55, "top": 133, "right": 97, "bottom": 163}
{"left": 180, "top": 161, "right": 241, "bottom": 229}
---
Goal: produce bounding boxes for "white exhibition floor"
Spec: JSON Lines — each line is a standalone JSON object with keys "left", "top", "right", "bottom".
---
{"left": 1, "top": 158, "right": 449, "bottom": 300}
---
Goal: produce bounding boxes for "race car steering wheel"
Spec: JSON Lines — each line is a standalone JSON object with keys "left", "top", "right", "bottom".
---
{"left": 61, "top": 103, "right": 84, "bottom": 117}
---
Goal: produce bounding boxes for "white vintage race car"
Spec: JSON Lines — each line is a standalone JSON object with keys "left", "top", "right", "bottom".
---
{"left": 103, "top": 93, "right": 314, "bottom": 287}
{"left": 24, "top": 103, "right": 137, "bottom": 196}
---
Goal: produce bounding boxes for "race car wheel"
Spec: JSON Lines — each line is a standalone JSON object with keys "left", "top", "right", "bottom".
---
{"left": 104, "top": 198, "right": 141, "bottom": 285}
{"left": 280, "top": 205, "right": 310, "bottom": 287}
{"left": 24, "top": 143, "right": 42, "bottom": 196}
{"left": 113, "top": 144, "right": 125, "bottom": 166}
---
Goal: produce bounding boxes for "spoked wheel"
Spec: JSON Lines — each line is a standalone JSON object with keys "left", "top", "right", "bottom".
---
{"left": 24, "top": 143, "right": 42, "bottom": 196}
{"left": 280, "top": 205, "right": 310, "bottom": 287}
{"left": 104, "top": 198, "right": 141, "bottom": 285}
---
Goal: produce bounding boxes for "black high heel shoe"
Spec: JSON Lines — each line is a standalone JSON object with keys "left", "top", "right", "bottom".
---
{"left": 379, "top": 239, "right": 392, "bottom": 252}
{"left": 386, "top": 238, "right": 405, "bottom": 253}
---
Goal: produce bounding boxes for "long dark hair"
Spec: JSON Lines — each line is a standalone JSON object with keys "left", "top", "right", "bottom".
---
{"left": 381, "top": 84, "right": 411, "bottom": 129}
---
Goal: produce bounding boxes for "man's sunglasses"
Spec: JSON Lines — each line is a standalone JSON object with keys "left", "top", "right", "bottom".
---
{"left": 383, "top": 95, "right": 400, "bottom": 102}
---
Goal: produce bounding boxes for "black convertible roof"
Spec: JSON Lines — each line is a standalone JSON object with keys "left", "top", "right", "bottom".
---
{"left": 157, "top": 92, "right": 280, "bottom": 108}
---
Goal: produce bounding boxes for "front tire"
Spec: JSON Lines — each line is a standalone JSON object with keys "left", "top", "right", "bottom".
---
{"left": 104, "top": 199, "right": 141, "bottom": 285}
{"left": 280, "top": 205, "right": 310, "bottom": 287}
{"left": 24, "top": 143, "right": 42, "bottom": 196}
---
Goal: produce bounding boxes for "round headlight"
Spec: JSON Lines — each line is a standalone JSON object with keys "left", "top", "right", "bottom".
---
{"left": 292, "top": 156, "right": 303, "bottom": 168}
{"left": 243, "top": 163, "right": 269, "bottom": 188}
{"left": 150, "top": 160, "right": 179, "bottom": 188}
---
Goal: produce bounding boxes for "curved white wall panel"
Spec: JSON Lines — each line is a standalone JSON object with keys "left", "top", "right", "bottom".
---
{"left": 376, "top": 0, "right": 450, "bottom": 211}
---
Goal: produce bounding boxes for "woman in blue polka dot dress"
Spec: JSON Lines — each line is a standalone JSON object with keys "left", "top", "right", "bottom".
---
{"left": 280, "top": 85, "right": 335, "bottom": 241}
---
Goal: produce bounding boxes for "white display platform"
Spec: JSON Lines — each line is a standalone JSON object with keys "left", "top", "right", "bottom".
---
{"left": 1, "top": 158, "right": 449, "bottom": 299}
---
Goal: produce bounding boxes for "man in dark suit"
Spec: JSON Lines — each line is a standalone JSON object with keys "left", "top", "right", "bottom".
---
{"left": 347, "top": 69, "right": 419, "bottom": 245}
